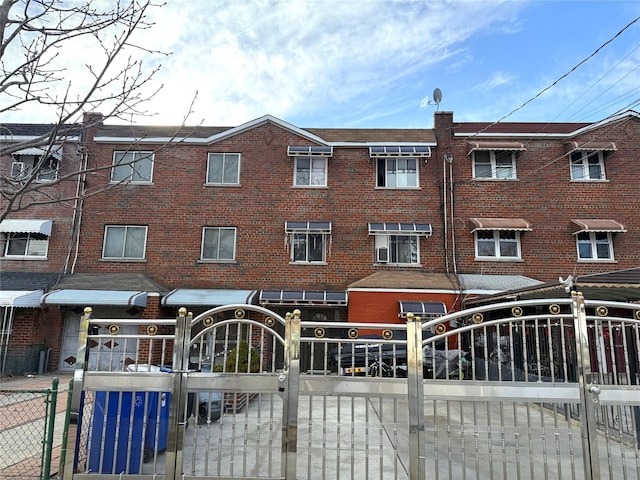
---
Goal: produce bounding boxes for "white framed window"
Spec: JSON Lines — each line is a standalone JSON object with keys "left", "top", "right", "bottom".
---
{"left": 111, "top": 151, "right": 154, "bottom": 183}
{"left": 201, "top": 227, "right": 237, "bottom": 261}
{"left": 473, "top": 150, "right": 516, "bottom": 179}
{"left": 570, "top": 151, "right": 605, "bottom": 180}
{"left": 375, "top": 234, "right": 419, "bottom": 264}
{"left": 4, "top": 233, "right": 49, "bottom": 258}
{"left": 11, "top": 154, "right": 59, "bottom": 182}
{"left": 576, "top": 232, "right": 613, "bottom": 260}
{"left": 207, "top": 153, "right": 240, "bottom": 185}
{"left": 286, "top": 222, "right": 331, "bottom": 263}
{"left": 376, "top": 158, "right": 418, "bottom": 188}
{"left": 292, "top": 232, "right": 326, "bottom": 262}
{"left": 102, "top": 225, "right": 147, "bottom": 260}
{"left": 475, "top": 230, "right": 521, "bottom": 259}
{"left": 294, "top": 157, "right": 327, "bottom": 187}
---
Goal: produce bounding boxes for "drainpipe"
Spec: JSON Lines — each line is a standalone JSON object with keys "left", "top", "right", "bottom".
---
{"left": 443, "top": 154, "right": 449, "bottom": 274}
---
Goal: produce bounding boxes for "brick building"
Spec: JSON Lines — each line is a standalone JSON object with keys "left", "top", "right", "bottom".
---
{"left": 1, "top": 110, "right": 638, "bottom": 374}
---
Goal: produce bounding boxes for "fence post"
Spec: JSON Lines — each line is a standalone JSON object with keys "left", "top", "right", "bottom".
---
{"left": 406, "top": 313, "right": 425, "bottom": 479}
{"left": 572, "top": 291, "right": 600, "bottom": 479}
{"left": 281, "top": 310, "right": 301, "bottom": 479}
{"left": 40, "top": 377, "right": 59, "bottom": 480}
{"left": 164, "top": 307, "right": 190, "bottom": 479}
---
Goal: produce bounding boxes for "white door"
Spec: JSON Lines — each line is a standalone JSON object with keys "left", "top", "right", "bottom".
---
{"left": 59, "top": 307, "right": 140, "bottom": 371}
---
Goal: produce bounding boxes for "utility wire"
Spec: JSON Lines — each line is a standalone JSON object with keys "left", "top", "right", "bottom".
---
{"left": 466, "top": 15, "right": 640, "bottom": 138}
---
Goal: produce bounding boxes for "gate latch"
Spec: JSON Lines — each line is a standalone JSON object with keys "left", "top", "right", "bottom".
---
{"left": 588, "top": 385, "right": 601, "bottom": 395}
{"left": 278, "top": 373, "right": 287, "bottom": 392}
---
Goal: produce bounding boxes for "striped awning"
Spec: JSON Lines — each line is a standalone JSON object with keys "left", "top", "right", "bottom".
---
{"left": 161, "top": 289, "right": 258, "bottom": 306}
{"left": 41, "top": 289, "right": 148, "bottom": 307}
{"left": 0, "top": 219, "right": 53, "bottom": 236}
{"left": 0, "top": 290, "right": 43, "bottom": 308}
{"left": 565, "top": 141, "right": 616, "bottom": 153}
{"left": 285, "top": 221, "right": 331, "bottom": 233}
{"left": 571, "top": 219, "right": 627, "bottom": 235}
{"left": 467, "top": 141, "right": 526, "bottom": 154}
{"left": 398, "top": 301, "right": 447, "bottom": 319}
{"left": 470, "top": 218, "right": 532, "bottom": 232}
{"left": 14, "top": 146, "right": 62, "bottom": 159}
{"left": 287, "top": 146, "right": 333, "bottom": 157}
{"left": 259, "top": 290, "right": 347, "bottom": 306}
{"left": 368, "top": 223, "right": 432, "bottom": 236}
{"left": 369, "top": 146, "right": 431, "bottom": 158}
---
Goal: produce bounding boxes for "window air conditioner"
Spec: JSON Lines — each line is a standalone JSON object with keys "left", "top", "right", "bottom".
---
{"left": 376, "top": 246, "right": 389, "bottom": 263}
{"left": 10, "top": 161, "right": 27, "bottom": 179}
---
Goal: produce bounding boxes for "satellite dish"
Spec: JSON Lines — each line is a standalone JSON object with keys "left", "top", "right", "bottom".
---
{"left": 433, "top": 88, "right": 442, "bottom": 107}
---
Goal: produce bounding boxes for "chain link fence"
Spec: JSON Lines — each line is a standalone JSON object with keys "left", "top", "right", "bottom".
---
{"left": 0, "top": 378, "right": 60, "bottom": 479}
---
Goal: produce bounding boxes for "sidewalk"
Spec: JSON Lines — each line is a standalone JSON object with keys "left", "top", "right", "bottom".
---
{"left": 1, "top": 371, "right": 73, "bottom": 390}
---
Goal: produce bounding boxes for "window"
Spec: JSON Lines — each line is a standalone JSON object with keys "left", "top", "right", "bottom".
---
{"left": 11, "top": 154, "right": 59, "bottom": 182}
{"left": 375, "top": 234, "right": 419, "bottom": 264}
{"left": 475, "top": 230, "right": 521, "bottom": 259}
{"left": 377, "top": 158, "right": 418, "bottom": 188}
{"left": 570, "top": 151, "right": 605, "bottom": 180}
{"left": 201, "top": 227, "right": 236, "bottom": 261}
{"left": 111, "top": 151, "right": 153, "bottom": 183}
{"left": 473, "top": 151, "right": 516, "bottom": 179}
{"left": 207, "top": 153, "right": 240, "bottom": 185}
{"left": 294, "top": 157, "right": 327, "bottom": 186}
{"left": 286, "top": 222, "right": 331, "bottom": 263}
{"left": 577, "top": 232, "right": 613, "bottom": 260}
{"left": 102, "top": 226, "right": 147, "bottom": 259}
{"left": 4, "top": 232, "right": 48, "bottom": 258}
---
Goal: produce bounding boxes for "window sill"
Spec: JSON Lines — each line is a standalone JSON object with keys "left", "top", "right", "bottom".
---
{"left": 475, "top": 257, "right": 523, "bottom": 262}
{"left": 472, "top": 178, "right": 518, "bottom": 181}
{"left": 374, "top": 262, "right": 421, "bottom": 267}
{"left": 108, "top": 181, "right": 154, "bottom": 186}
{"left": 577, "top": 259, "right": 617, "bottom": 263}
{"left": 204, "top": 183, "right": 241, "bottom": 187}
{"left": 289, "top": 261, "right": 328, "bottom": 265}
{"left": 374, "top": 187, "right": 421, "bottom": 191}
{"left": 198, "top": 259, "right": 237, "bottom": 264}
{"left": 291, "top": 185, "right": 328, "bottom": 189}
{"left": 569, "top": 179, "right": 609, "bottom": 183}
{"left": 99, "top": 258, "right": 147, "bottom": 263}
{"left": 3, "top": 256, "right": 48, "bottom": 261}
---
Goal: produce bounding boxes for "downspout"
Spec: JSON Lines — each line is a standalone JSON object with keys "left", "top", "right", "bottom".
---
{"left": 447, "top": 155, "right": 458, "bottom": 274}
{"left": 443, "top": 154, "right": 449, "bottom": 274}
{"left": 63, "top": 145, "right": 88, "bottom": 274}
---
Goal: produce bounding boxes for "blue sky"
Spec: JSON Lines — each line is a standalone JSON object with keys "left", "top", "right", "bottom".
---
{"left": 4, "top": 0, "right": 640, "bottom": 128}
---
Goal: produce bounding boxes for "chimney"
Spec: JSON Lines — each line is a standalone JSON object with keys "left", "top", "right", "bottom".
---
{"left": 82, "top": 112, "right": 104, "bottom": 126}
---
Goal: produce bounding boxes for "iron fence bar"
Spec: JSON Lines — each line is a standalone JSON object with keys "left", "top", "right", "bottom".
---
{"left": 282, "top": 309, "right": 301, "bottom": 479}
{"left": 406, "top": 312, "right": 425, "bottom": 479}
{"left": 40, "top": 377, "right": 59, "bottom": 480}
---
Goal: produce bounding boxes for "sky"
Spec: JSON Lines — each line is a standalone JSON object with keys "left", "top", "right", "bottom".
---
{"left": 3, "top": 0, "right": 640, "bottom": 129}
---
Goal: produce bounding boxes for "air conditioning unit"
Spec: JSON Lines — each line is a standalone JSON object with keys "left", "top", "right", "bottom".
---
{"left": 376, "top": 246, "right": 389, "bottom": 263}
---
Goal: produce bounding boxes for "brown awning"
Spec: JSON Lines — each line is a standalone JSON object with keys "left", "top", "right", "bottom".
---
{"left": 571, "top": 219, "right": 627, "bottom": 235}
{"left": 565, "top": 141, "right": 617, "bottom": 153}
{"left": 467, "top": 141, "right": 526, "bottom": 155}
{"left": 470, "top": 218, "right": 532, "bottom": 232}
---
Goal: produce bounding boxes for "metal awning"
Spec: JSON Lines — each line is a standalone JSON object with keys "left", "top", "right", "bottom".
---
{"left": 467, "top": 141, "right": 526, "bottom": 154}
{"left": 13, "top": 146, "right": 62, "bottom": 159}
{"left": 161, "top": 289, "right": 258, "bottom": 306}
{"left": 41, "top": 289, "right": 148, "bottom": 307}
{"left": 571, "top": 219, "right": 627, "bottom": 235}
{"left": 259, "top": 290, "right": 348, "bottom": 306}
{"left": 565, "top": 141, "right": 617, "bottom": 153}
{"left": 368, "top": 223, "right": 432, "bottom": 236}
{"left": 0, "top": 219, "right": 53, "bottom": 236}
{"left": 369, "top": 146, "right": 431, "bottom": 158}
{"left": 285, "top": 221, "right": 331, "bottom": 233}
{"left": 470, "top": 218, "right": 533, "bottom": 232}
{"left": 287, "top": 146, "right": 333, "bottom": 157}
{"left": 0, "top": 290, "right": 44, "bottom": 308}
{"left": 398, "top": 301, "right": 447, "bottom": 319}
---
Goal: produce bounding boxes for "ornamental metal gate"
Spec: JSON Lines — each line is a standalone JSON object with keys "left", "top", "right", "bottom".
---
{"left": 63, "top": 293, "right": 640, "bottom": 480}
